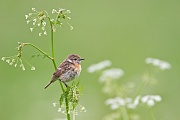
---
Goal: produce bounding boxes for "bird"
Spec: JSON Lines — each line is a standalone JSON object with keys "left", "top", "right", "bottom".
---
{"left": 44, "top": 54, "right": 85, "bottom": 89}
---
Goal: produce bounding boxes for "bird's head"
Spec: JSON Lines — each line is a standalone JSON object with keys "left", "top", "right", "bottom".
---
{"left": 66, "top": 54, "right": 85, "bottom": 64}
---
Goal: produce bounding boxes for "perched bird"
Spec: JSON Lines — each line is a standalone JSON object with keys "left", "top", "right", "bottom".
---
{"left": 44, "top": 54, "right": 85, "bottom": 89}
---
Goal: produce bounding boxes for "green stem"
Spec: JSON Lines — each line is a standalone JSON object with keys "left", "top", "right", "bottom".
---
{"left": 24, "top": 43, "right": 53, "bottom": 60}
{"left": 149, "top": 107, "right": 155, "bottom": 120}
{"left": 134, "top": 80, "right": 146, "bottom": 99}
{"left": 120, "top": 106, "right": 129, "bottom": 120}
{"left": 73, "top": 109, "right": 76, "bottom": 120}
{"left": 133, "top": 72, "right": 151, "bottom": 99}
{"left": 49, "top": 21, "right": 70, "bottom": 120}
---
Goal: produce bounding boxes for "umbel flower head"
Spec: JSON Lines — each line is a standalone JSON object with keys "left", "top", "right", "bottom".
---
{"left": 1, "top": 42, "right": 35, "bottom": 71}
{"left": 1, "top": 56, "right": 35, "bottom": 71}
{"left": 105, "top": 95, "right": 162, "bottom": 110}
{"left": 145, "top": 57, "right": 171, "bottom": 70}
{"left": 25, "top": 8, "right": 47, "bottom": 36}
{"left": 25, "top": 8, "right": 73, "bottom": 36}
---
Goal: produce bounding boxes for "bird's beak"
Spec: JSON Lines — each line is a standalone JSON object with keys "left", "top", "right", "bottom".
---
{"left": 80, "top": 58, "right": 85, "bottom": 61}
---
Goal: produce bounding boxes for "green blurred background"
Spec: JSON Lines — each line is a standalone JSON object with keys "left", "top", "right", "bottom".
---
{"left": 0, "top": 0, "right": 180, "bottom": 120}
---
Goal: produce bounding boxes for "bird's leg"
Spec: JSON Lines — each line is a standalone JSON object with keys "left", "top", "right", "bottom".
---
{"left": 62, "top": 81, "right": 69, "bottom": 88}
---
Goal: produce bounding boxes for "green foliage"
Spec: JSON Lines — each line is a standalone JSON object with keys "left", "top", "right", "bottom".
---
{"left": 60, "top": 82, "right": 82, "bottom": 111}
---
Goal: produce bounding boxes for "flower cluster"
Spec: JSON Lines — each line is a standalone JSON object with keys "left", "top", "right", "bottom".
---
{"left": 87, "top": 60, "right": 124, "bottom": 82}
{"left": 99, "top": 68, "right": 124, "bottom": 82}
{"left": 105, "top": 95, "right": 162, "bottom": 110}
{"left": 25, "top": 8, "right": 47, "bottom": 36}
{"left": 68, "top": 85, "right": 81, "bottom": 108}
{"left": 141, "top": 95, "right": 162, "bottom": 107}
{"left": 105, "top": 97, "right": 132, "bottom": 110}
{"left": 58, "top": 83, "right": 86, "bottom": 116}
{"left": 1, "top": 56, "right": 35, "bottom": 71}
{"left": 1, "top": 42, "right": 35, "bottom": 71}
{"left": 51, "top": 8, "right": 73, "bottom": 32}
{"left": 88, "top": 58, "right": 170, "bottom": 120}
{"left": 87, "top": 60, "right": 112, "bottom": 73}
{"left": 25, "top": 8, "right": 73, "bottom": 36}
{"left": 145, "top": 57, "right": 171, "bottom": 70}
{"left": 53, "top": 102, "right": 86, "bottom": 116}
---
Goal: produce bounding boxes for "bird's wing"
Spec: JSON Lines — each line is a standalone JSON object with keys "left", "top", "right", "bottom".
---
{"left": 53, "top": 61, "right": 72, "bottom": 78}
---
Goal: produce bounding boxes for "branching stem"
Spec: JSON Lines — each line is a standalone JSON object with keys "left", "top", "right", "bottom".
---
{"left": 23, "top": 43, "right": 53, "bottom": 60}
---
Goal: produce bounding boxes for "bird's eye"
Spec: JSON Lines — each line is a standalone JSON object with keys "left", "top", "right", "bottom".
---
{"left": 74, "top": 58, "right": 77, "bottom": 60}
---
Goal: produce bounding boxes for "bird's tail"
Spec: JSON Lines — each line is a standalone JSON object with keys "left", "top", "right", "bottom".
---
{"left": 44, "top": 81, "right": 53, "bottom": 89}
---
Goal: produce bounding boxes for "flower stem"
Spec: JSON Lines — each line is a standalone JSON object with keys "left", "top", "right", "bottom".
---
{"left": 149, "top": 107, "right": 155, "bottom": 120}
{"left": 73, "top": 109, "right": 76, "bottom": 120}
{"left": 23, "top": 43, "right": 53, "bottom": 60}
{"left": 120, "top": 106, "right": 129, "bottom": 120}
{"left": 49, "top": 21, "right": 70, "bottom": 120}
{"left": 50, "top": 26, "right": 57, "bottom": 69}
{"left": 133, "top": 72, "right": 150, "bottom": 99}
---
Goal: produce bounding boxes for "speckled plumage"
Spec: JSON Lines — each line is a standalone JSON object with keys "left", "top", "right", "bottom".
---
{"left": 44, "top": 54, "right": 84, "bottom": 89}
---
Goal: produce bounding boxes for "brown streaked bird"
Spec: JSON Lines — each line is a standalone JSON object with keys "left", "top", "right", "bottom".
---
{"left": 44, "top": 54, "right": 85, "bottom": 89}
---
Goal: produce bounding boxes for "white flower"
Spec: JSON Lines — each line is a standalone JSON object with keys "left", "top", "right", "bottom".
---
{"left": 44, "top": 31, "right": 47, "bottom": 35}
{"left": 99, "top": 68, "right": 124, "bottom": 82}
{"left": 22, "top": 66, "right": 25, "bottom": 71}
{"left": 67, "top": 17, "right": 71, "bottom": 20}
{"left": 128, "top": 96, "right": 141, "bottom": 109}
{"left": 33, "top": 18, "right": 37, "bottom": 22}
{"left": 31, "top": 66, "right": 35, "bottom": 70}
{"left": 50, "top": 19, "right": 54, "bottom": 22}
{"left": 1, "top": 57, "right": 5, "bottom": 61}
{"left": 105, "top": 97, "right": 129, "bottom": 110}
{"left": 141, "top": 95, "right": 162, "bottom": 107}
{"left": 30, "top": 27, "right": 33, "bottom": 31}
{"left": 42, "top": 21, "right": 46, "bottom": 26}
{"left": 80, "top": 106, "right": 86, "bottom": 112}
{"left": 28, "top": 13, "right": 32, "bottom": 16}
{"left": 159, "top": 62, "right": 171, "bottom": 70}
{"left": 53, "top": 103, "right": 57, "bottom": 107}
{"left": 153, "top": 95, "right": 162, "bottom": 102}
{"left": 70, "top": 26, "right": 73, "bottom": 30}
{"left": 66, "top": 10, "right": 71, "bottom": 13}
{"left": 37, "top": 23, "right": 41, "bottom": 26}
{"left": 32, "top": 8, "right": 36, "bottom": 11}
{"left": 6, "top": 59, "right": 10, "bottom": 63}
{"left": 9, "top": 62, "right": 13, "bottom": 65}
{"left": 52, "top": 9, "right": 56, "bottom": 14}
{"left": 152, "top": 59, "right": 161, "bottom": 66}
{"left": 25, "top": 15, "right": 29, "bottom": 19}
{"left": 141, "top": 95, "right": 149, "bottom": 103}
{"left": 59, "top": 8, "right": 65, "bottom": 12}
{"left": 87, "top": 60, "right": 112, "bottom": 73}
{"left": 26, "top": 20, "right": 30, "bottom": 24}
{"left": 145, "top": 58, "right": 171, "bottom": 70}
{"left": 41, "top": 27, "right": 45, "bottom": 31}
{"left": 147, "top": 99, "right": 154, "bottom": 106}
{"left": 39, "top": 33, "right": 42, "bottom": 36}
{"left": 14, "top": 64, "right": 17, "bottom": 67}
{"left": 20, "top": 64, "right": 25, "bottom": 71}
{"left": 58, "top": 108, "right": 62, "bottom": 112}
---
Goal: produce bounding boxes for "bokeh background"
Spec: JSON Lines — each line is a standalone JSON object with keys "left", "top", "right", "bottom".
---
{"left": 0, "top": 0, "right": 180, "bottom": 120}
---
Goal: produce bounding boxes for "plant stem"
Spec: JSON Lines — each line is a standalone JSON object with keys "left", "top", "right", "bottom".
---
{"left": 149, "top": 107, "right": 155, "bottom": 120}
{"left": 24, "top": 43, "right": 53, "bottom": 60}
{"left": 50, "top": 26, "right": 57, "bottom": 69}
{"left": 133, "top": 72, "right": 150, "bottom": 99}
{"left": 73, "top": 109, "right": 76, "bottom": 120}
{"left": 120, "top": 106, "right": 129, "bottom": 120}
{"left": 134, "top": 80, "right": 146, "bottom": 99}
{"left": 49, "top": 22, "right": 70, "bottom": 120}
